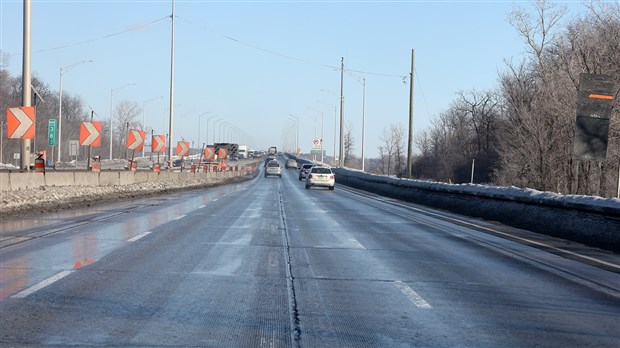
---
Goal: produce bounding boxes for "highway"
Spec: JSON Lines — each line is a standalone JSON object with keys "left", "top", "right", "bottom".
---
{"left": 1, "top": 158, "right": 619, "bottom": 347}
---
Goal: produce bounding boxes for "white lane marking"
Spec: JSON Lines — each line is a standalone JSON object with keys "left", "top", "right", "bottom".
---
{"left": 340, "top": 187, "right": 620, "bottom": 270}
{"left": 394, "top": 281, "right": 432, "bottom": 309}
{"left": 172, "top": 214, "right": 186, "bottom": 221}
{"left": 349, "top": 239, "right": 366, "bottom": 249}
{"left": 11, "top": 270, "right": 75, "bottom": 299}
{"left": 128, "top": 231, "right": 151, "bottom": 242}
{"left": 198, "top": 204, "right": 206, "bottom": 209}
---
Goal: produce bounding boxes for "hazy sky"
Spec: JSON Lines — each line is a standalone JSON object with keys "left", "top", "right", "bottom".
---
{"left": 1, "top": 1, "right": 589, "bottom": 158}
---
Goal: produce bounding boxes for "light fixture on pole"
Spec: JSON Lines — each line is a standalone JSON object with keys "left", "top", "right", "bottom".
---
{"left": 109, "top": 83, "right": 135, "bottom": 159}
{"left": 58, "top": 60, "right": 93, "bottom": 162}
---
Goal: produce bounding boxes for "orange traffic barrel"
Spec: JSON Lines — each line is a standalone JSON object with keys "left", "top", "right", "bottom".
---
{"left": 153, "top": 164, "right": 161, "bottom": 172}
{"left": 34, "top": 154, "right": 45, "bottom": 173}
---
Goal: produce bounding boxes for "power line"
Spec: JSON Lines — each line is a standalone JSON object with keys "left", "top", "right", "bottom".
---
{"left": 177, "top": 15, "right": 407, "bottom": 79}
{"left": 9, "top": 16, "right": 170, "bottom": 55}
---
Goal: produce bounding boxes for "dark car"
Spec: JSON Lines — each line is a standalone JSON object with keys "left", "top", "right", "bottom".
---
{"left": 298, "top": 163, "right": 314, "bottom": 181}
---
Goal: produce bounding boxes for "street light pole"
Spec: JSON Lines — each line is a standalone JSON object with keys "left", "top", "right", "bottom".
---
{"left": 109, "top": 83, "right": 134, "bottom": 159}
{"left": 206, "top": 115, "right": 218, "bottom": 145}
{"left": 197, "top": 112, "right": 211, "bottom": 151}
{"left": 58, "top": 60, "right": 92, "bottom": 162}
{"left": 361, "top": 77, "right": 366, "bottom": 172}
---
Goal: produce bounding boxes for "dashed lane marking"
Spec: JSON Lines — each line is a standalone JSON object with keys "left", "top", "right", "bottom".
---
{"left": 11, "top": 270, "right": 75, "bottom": 299}
{"left": 128, "top": 231, "right": 151, "bottom": 242}
{"left": 394, "top": 280, "right": 432, "bottom": 309}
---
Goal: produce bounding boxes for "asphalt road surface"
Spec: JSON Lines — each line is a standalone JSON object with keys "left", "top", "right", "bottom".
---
{"left": 1, "top": 160, "right": 619, "bottom": 347}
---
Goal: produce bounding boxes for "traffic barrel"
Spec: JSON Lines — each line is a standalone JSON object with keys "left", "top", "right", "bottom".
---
{"left": 34, "top": 153, "right": 45, "bottom": 173}
{"left": 153, "top": 164, "right": 161, "bottom": 172}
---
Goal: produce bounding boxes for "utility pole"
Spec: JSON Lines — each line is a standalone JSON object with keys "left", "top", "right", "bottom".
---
{"left": 339, "top": 57, "right": 345, "bottom": 167}
{"left": 21, "top": 0, "right": 32, "bottom": 171}
{"left": 167, "top": 0, "right": 176, "bottom": 168}
{"left": 406, "top": 49, "right": 415, "bottom": 179}
{"left": 361, "top": 77, "right": 366, "bottom": 172}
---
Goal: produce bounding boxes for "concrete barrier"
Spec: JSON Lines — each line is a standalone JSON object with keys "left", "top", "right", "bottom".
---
{"left": 135, "top": 172, "right": 149, "bottom": 183}
{"left": 45, "top": 172, "right": 75, "bottom": 187}
{"left": 0, "top": 173, "right": 9, "bottom": 191}
{"left": 119, "top": 171, "right": 134, "bottom": 186}
{"left": 99, "top": 172, "right": 119, "bottom": 186}
{"left": 9, "top": 172, "right": 46, "bottom": 190}
{"left": 74, "top": 172, "right": 99, "bottom": 187}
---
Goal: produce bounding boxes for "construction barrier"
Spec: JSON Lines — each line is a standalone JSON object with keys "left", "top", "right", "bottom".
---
{"left": 34, "top": 154, "right": 45, "bottom": 173}
{"left": 153, "top": 164, "right": 161, "bottom": 173}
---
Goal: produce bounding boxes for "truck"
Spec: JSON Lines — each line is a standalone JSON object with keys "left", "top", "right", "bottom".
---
{"left": 268, "top": 146, "right": 277, "bottom": 156}
{"left": 238, "top": 145, "right": 248, "bottom": 159}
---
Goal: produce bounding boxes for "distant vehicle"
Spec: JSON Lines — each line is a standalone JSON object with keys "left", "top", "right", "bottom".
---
{"left": 238, "top": 145, "right": 248, "bottom": 159}
{"left": 264, "top": 156, "right": 276, "bottom": 166}
{"left": 285, "top": 159, "right": 298, "bottom": 169}
{"left": 298, "top": 163, "right": 314, "bottom": 181}
{"left": 268, "top": 146, "right": 277, "bottom": 156}
{"left": 264, "top": 161, "right": 282, "bottom": 178}
{"left": 305, "top": 166, "right": 335, "bottom": 190}
{"left": 248, "top": 149, "right": 255, "bottom": 158}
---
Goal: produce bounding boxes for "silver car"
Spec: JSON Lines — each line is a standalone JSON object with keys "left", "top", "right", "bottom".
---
{"left": 305, "top": 166, "right": 335, "bottom": 190}
{"left": 264, "top": 161, "right": 282, "bottom": 178}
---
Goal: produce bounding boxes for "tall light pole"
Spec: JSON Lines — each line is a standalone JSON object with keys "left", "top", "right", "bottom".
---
{"left": 167, "top": 0, "right": 176, "bottom": 167}
{"left": 288, "top": 114, "right": 299, "bottom": 154}
{"left": 348, "top": 74, "right": 367, "bottom": 171}
{"left": 57, "top": 60, "right": 93, "bottom": 162}
{"left": 205, "top": 115, "right": 218, "bottom": 145}
{"left": 109, "top": 83, "right": 134, "bottom": 159}
{"left": 339, "top": 57, "right": 345, "bottom": 167}
{"left": 197, "top": 112, "right": 211, "bottom": 149}
{"left": 142, "top": 96, "right": 163, "bottom": 157}
{"left": 213, "top": 119, "right": 223, "bottom": 143}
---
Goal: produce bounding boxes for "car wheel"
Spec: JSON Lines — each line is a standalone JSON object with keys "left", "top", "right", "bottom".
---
{"left": 298, "top": 177, "right": 301, "bottom": 181}
{"left": 329, "top": 186, "right": 335, "bottom": 191}
{"left": 264, "top": 174, "right": 267, "bottom": 177}
{"left": 279, "top": 174, "right": 282, "bottom": 178}
{"left": 305, "top": 184, "right": 310, "bottom": 189}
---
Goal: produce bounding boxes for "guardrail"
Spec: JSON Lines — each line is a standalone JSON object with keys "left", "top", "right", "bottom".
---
{"left": 329, "top": 167, "right": 620, "bottom": 253}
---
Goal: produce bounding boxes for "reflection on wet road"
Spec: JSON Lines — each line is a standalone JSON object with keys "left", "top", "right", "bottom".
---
{"left": 0, "top": 179, "right": 252, "bottom": 299}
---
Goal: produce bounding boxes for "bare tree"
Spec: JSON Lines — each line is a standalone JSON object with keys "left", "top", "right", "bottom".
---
{"left": 114, "top": 100, "right": 141, "bottom": 159}
{"left": 344, "top": 122, "right": 355, "bottom": 167}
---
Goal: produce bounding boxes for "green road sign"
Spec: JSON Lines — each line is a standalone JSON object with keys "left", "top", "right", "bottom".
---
{"left": 48, "top": 119, "right": 58, "bottom": 146}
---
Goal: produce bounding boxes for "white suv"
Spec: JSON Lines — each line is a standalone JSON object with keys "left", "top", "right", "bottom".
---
{"left": 305, "top": 166, "right": 335, "bottom": 190}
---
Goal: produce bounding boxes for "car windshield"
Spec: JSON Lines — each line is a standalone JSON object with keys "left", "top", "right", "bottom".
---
{"left": 268, "top": 162, "right": 279, "bottom": 167}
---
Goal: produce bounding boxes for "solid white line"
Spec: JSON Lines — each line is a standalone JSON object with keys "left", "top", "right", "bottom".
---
{"left": 394, "top": 281, "right": 432, "bottom": 309}
{"left": 11, "top": 270, "right": 75, "bottom": 299}
{"left": 128, "top": 231, "right": 151, "bottom": 242}
{"left": 172, "top": 214, "right": 186, "bottom": 221}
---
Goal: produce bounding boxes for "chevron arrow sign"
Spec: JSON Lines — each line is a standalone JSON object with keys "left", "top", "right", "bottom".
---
{"left": 7, "top": 106, "right": 35, "bottom": 139}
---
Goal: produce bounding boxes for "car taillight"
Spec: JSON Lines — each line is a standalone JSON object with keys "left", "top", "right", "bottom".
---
{"left": 330, "top": 175, "right": 334, "bottom": 179}
{"left": 308, "top": 174, "right": 312, "bottom": 179}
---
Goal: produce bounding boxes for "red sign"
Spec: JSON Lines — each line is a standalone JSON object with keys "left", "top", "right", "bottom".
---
{"left": 127, "top": 129, "right": 146, "bottom": 151}
{"left": 7, "top": 106, "right": 35, "bottom": 139}
{"left": 204, "top": 146, "right": 216, "bottom": 160}
{"left": 177, "top": 141, "right": 190, "bottom": 157}
{"left": 152, "top": 135, "right": 166, "bottom": 153}
{"left": 80, "top": 121, "right": 102, "bottom": 146}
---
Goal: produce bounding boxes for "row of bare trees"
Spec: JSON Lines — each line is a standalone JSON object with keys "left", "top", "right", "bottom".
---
{"left": 1, "top": 61, "right": 144, "bottom": 164}
{"left": 407, "top": 1, "right": 619, "bottom": 197}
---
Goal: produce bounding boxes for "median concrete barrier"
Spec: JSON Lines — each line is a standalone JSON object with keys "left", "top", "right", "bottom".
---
{"left": 45, "top": 172, "right": 75, "bottom": 187}
{"left": 99, "top": 172, "right": 119, "bottom": 186}
{"left": 0, "top": 173, "right": 9, "bottom": 191}
{"left": 74, "top": 172, "right": 99, "bottom": 187}
{"left": 8, "top": 172, "right": 45, "bottom": 190}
